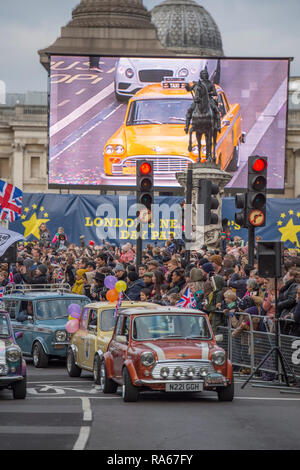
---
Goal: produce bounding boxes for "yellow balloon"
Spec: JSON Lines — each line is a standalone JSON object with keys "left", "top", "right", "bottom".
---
{"left": 115, "top": 280, "right": 127, "bottom": 293}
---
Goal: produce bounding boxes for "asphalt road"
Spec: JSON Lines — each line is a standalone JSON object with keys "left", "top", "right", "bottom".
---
{"left": 1, "top": 360, "right": 300, "bottom": 451}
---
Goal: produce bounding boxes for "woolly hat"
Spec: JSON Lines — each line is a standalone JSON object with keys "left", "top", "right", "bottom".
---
{"left": 190, "top": 268, "right": 204, "bottom": 282}
{"left": 201, "top": 262, "right": 214, "bottom": 274}
{"left": 115, "top": 263, "right": 126, "bottom": 272}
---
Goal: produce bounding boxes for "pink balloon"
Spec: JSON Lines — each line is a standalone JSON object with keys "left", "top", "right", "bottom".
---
{"left": 66, "top": 319, "right": 79, "bottom": 334}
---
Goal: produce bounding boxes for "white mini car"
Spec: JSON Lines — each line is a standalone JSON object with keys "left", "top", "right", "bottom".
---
{"left": 114, "top": 57, "right": 220, "bottom": 101}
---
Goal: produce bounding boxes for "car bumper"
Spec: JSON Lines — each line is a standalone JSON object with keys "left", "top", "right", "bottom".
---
{"left": 0, "top": 375, "right": 24, "bottom": 387}
{"left": 135, "top": 375, "right": 229, "bottom": 389}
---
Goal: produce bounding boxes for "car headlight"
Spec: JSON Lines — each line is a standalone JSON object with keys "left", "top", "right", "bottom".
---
{"left": 105, "top": 145, "right": 114, "bottom": 155}
{"left": 179, "top": 67, "right": 189, "bottom": 77}
{"left": 125, "top": 68, "right": 134, "bottom": 79}
{"left": 212, "top": 351, "right": 226, "bottom": 366}
{"left": 192, "top": 146, "right": 199, "bottom": 156}
{"left": 115, "top": 145, "right": 124, "bottom": 155}
{"left": 55, "top": 330, "right": 67, "bottom": 342}
{"left": 160, "top": 367, "right": 170, "bottom": 378}
{"left": 140, "top": 351, "right": 155, "bottom": 367}
{"left": 6, "top": 348, "right": 21, "bottom": 363}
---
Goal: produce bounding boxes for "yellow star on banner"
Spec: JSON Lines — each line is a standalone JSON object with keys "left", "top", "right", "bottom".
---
{"left": 22, "top": 213, "right": 50, "bottom": 239}
{"left": 297, "top": 212, "right": 300, "bottom": 218}
{"left": 289, "top": 210, "right": 294, "bottom": 215}
{"left": 21, "top": 215, "right": 26, "bottom": 220}
{"left": 278, "top": 218, "right": 300, "bottom": 247}
{"left": 44, "top": 213, "right": 49, "bottom": 218}
{"left": 277, "top": 221, "right": 283, "bottom": 226}
{"left": 280, "top": 213, "right": 286, "bottom": 218}
{"left": 24, "top": 207, "right": 29, "bottom": 213}
{"left": 32, "top": 204, "right": 37, "bottom": 209}
{"left": 40, "top": 206, "right": 45, "bottom": 212}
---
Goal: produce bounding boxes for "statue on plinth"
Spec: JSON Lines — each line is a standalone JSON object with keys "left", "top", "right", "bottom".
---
{"left": 185, "top": 68, "right": 221, "bottom": 163}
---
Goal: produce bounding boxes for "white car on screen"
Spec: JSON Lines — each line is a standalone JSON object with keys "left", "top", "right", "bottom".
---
{"left": 114, "top": 57, "right": 220, "bottom": 101}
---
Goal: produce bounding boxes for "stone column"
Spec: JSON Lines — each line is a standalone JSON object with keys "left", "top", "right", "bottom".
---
{"left": 12, "top": 141, "right": 25, "bottom": 190}
{"left": 177, "top": 162, "right": 232, "bottom": 250}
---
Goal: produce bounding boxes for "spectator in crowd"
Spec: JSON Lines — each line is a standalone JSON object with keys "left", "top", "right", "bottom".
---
{"left": 126, "top": 272, "right": 145, "bottom": 301}
{"left": 39, "top": 223, "right": 51, "bottom": 249}
{"left": 52, "top": 227, "right": 67, "bottom": 245}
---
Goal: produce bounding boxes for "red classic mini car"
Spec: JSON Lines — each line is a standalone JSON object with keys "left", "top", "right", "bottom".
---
{"left": 99, "top": 307, "right": 233, "bottom": 402}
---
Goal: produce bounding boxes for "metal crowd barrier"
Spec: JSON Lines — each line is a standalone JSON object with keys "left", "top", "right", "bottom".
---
{"left": 216, "top": 313, "right": 300, "bottom": 379}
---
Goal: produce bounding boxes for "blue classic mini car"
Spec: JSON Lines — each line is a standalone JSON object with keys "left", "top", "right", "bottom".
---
{"left": 3, "top": 285, "right": 89, "bottom": 368}
{"left": 0, "top": 309, "right": 27, "bottom": 399}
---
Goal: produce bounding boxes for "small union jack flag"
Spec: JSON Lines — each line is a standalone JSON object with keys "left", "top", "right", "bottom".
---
{"left": 0, "top": 287, "right": 4, "bottom": 303}
{"left": 0, "top": 180, "right": 22, "bottom": 222}
{"left": 58, "top": 267, "right": 63, "bottom": 284}
{"left": 8, "top": 267, "right": 14, "bottom": 285}
{"left": 176, "top": 287, "right": 196, "bottom": 309}
{"left": 114, "top": 290, "right": 124, "bottom": 317}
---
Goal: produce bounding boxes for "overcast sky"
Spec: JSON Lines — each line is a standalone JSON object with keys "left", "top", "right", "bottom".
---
{"left": 0, "top": 0, "right": 299, "bottom": 93}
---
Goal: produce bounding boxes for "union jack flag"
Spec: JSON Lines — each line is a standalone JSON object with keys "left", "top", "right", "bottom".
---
{"left": 8, "top": 266, "right": 14, "bottom": 285}
{"left": 176, "top": 287, "right": 196, "bottom": 309}
{"left": 114, "top": 290, "right": 124, "bottom": 317}
{"left": 58, "top": 267, "right": 63, "bottom": 284}
{"left": 0, "top": 287, "right": 4, "bottom": 303}
{"left": 0, "top": 180, "right": 22, "bottom": 222}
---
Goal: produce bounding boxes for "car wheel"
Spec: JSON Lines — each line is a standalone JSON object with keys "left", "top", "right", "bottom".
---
{"left": 99, "top": 360, "right": 118, "bottom": 393}
{"left": 122, "top": 367, "right": 139, "bottom": 402}
{"left": 217, "top": 377, "right": 234, "bottom": 402}
{"left": 67, "top": 348, "right": 81, "bottom": 377}
{"left": 32, "top": 342, "right": 49, "bottom": 368}
{"left": 12, "top": 376, "right": 27, "bottom": 399}
{"left": 226, "top": 145, "right": 240, "bottom": 172}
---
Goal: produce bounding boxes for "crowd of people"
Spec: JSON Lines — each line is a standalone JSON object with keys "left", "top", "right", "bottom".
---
{"left": 2, "top": 224, "right": 300, "bottom": 338}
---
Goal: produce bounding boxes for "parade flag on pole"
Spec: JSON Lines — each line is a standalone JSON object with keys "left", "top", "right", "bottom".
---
{"left": 58, "top": 267, "right": 63, "bottom": 284}
{"left": 0, "top": 180, "right": 23, "bottom": 222}
{"left": 0, "top": 287, "right": 4, "bottom": 303}
{"left": 8, "top": 266, "right": 14, "bottom": 285}
{"left": 114, "top": 290, "right": 124, "bottom": 317}
{"left": 176, "top": 287, "right": 196, "bottom": 309}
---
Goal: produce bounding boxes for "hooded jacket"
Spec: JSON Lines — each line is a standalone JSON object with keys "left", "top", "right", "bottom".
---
{"left": 126, "top": 279, "right": 145, "bottom": 301}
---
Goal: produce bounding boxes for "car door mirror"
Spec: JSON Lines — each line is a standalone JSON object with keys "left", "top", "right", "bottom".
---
{"left": 116, "top": 335, "right": 128, "bottom": 344}
{"left": 88, "top": 325, "right": 97, "bottom": 335}
{"left": 215, "top": 334, "right": 223, "bottom": 343}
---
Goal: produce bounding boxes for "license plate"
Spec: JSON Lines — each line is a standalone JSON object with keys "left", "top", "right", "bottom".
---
{"left": 165, "top": 382, "right": 203, "bottom": 392}
{"left": 123, "top": 167, "right": 136, "bottom": 175}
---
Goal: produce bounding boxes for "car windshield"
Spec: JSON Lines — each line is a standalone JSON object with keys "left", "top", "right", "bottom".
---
{"left": 132, "top": 314, "right": 211, "bottom": 341}
{"left": 0, "top": 314, "right": 10, "bottom": 337}
{"left": 36, "top": 298, "right": 88, "bottom": 321}
{"left": 127, "top": 99, "right": 193, "bottom": 126}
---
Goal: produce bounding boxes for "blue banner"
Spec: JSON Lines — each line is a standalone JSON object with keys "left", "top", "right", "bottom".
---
{"left": 9, "top": 194, "right": 300, "bottom": 250}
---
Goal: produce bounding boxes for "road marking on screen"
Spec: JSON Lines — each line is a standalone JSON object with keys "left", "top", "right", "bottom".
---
{"left": 106, "top": 67, "right": 116, "bottom": 74}
{"left": 50, "top": 82, "right": 114, "bottom": 137}
{"left": 58, "top": 100, "right": 70, "bottom": 107}
{"left": 239, "top": 78, "right": 287, "bottom": 161}
{"left": 75, "top": 88, "right": 87, "bottom": 95}
{"left": 49, "top": 103, "right": 123, "bottom": 161}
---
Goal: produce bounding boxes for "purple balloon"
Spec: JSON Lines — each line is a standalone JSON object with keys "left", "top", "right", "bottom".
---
{"left": 104, "top": 275, "right": 118, "bottom": 290}
{"left": 68, "top": 303, "right": 82, "bottom": 316}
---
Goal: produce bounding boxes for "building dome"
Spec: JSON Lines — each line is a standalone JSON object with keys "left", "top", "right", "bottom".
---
{"left": 67, "top": 0, "right": 155, "bottom": 29}
{"left": 151, "top": 0, "right": 224, "bottom": 56}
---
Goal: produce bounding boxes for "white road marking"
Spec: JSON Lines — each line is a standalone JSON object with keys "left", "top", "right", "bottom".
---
{"left": 81, "top": 397, "right": 92, "bottom": 422}
{"left": 50, "top": 82, "right": 114, "bottom": 137}
{"left": 73, "top": 426, "right": 90, "bottom": 451}
{"left": 106, "top": 67, "right": 115, "bottom": 74}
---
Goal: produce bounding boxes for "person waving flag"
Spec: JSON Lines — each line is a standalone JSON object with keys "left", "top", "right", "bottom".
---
{"left": 176, "top": 287, "right": 196, "bottom": 309}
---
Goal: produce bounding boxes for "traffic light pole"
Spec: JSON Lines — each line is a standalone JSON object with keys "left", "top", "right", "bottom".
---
{"left": 184, "top": 167, "right": 193, "bottom": 266}
{"left": 248, "top": 225, "right": 255, "bottom": 268}
{"left": 136, "top": 224, "right": 142, "bottom": 271}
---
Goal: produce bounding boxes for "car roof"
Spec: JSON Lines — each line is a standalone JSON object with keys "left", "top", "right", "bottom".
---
{"left": 81, "top": 301, "right": 161, "bottom": 310}
{"left": 3, "top": 292, "right": 88, "bottom": 300}
{"left": 133, "top": 83, "right": 223, "bottom": 100}
{"left": 119, "top": 306, "right": 207, "bottom": 316}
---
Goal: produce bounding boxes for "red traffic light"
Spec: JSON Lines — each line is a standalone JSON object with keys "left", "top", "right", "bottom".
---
{"left": 252, "top": 158, "right": 267, "bottom": 172}
{"left": 140, "top": 162, "right": 152, "bottom": 175}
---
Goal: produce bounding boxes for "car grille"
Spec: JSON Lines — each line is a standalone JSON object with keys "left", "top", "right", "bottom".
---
{"left": 138, "top": 70, "right": 173, "bottom": 83}
{"left": 151, "top": 360, "right": 216, "bottom": 380}
{"left": 112, "top": 156, "right": 193, "bottom": 175}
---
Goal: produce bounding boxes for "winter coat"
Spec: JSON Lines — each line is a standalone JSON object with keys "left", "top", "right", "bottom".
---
{"left": 72, "top": 279, "right": 84, "bottom": 295}
{"left": 205, "top": 275, "right": 225, "bottom": 334}
{"left": 229, "top": 273, "right": 248, "bottom": 299}
{"left": 21, "top": 273, "right": 48, "bottom": 285}
{"left": 126, "top": 279, "right": 145, "bottom": 301}
{"left": 278, "top": 279, "right": 298, "bottom": 317}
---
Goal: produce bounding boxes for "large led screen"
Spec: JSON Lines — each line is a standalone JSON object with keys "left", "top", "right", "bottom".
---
{"left": 49, "top": 56, "right": 289, "bottom": 191}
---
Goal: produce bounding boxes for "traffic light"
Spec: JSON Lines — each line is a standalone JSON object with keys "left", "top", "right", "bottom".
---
{"left": 234, "top": 193, "right": 248, "bottom": 228}
{"left": 136, "top": 160, "right": 154, "bottom": 222}
{"left": 247, "top": 156, "right": 268, "bottom": 227}
{"left": 198, "top": 179, "right": 219, "bottom": 225}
